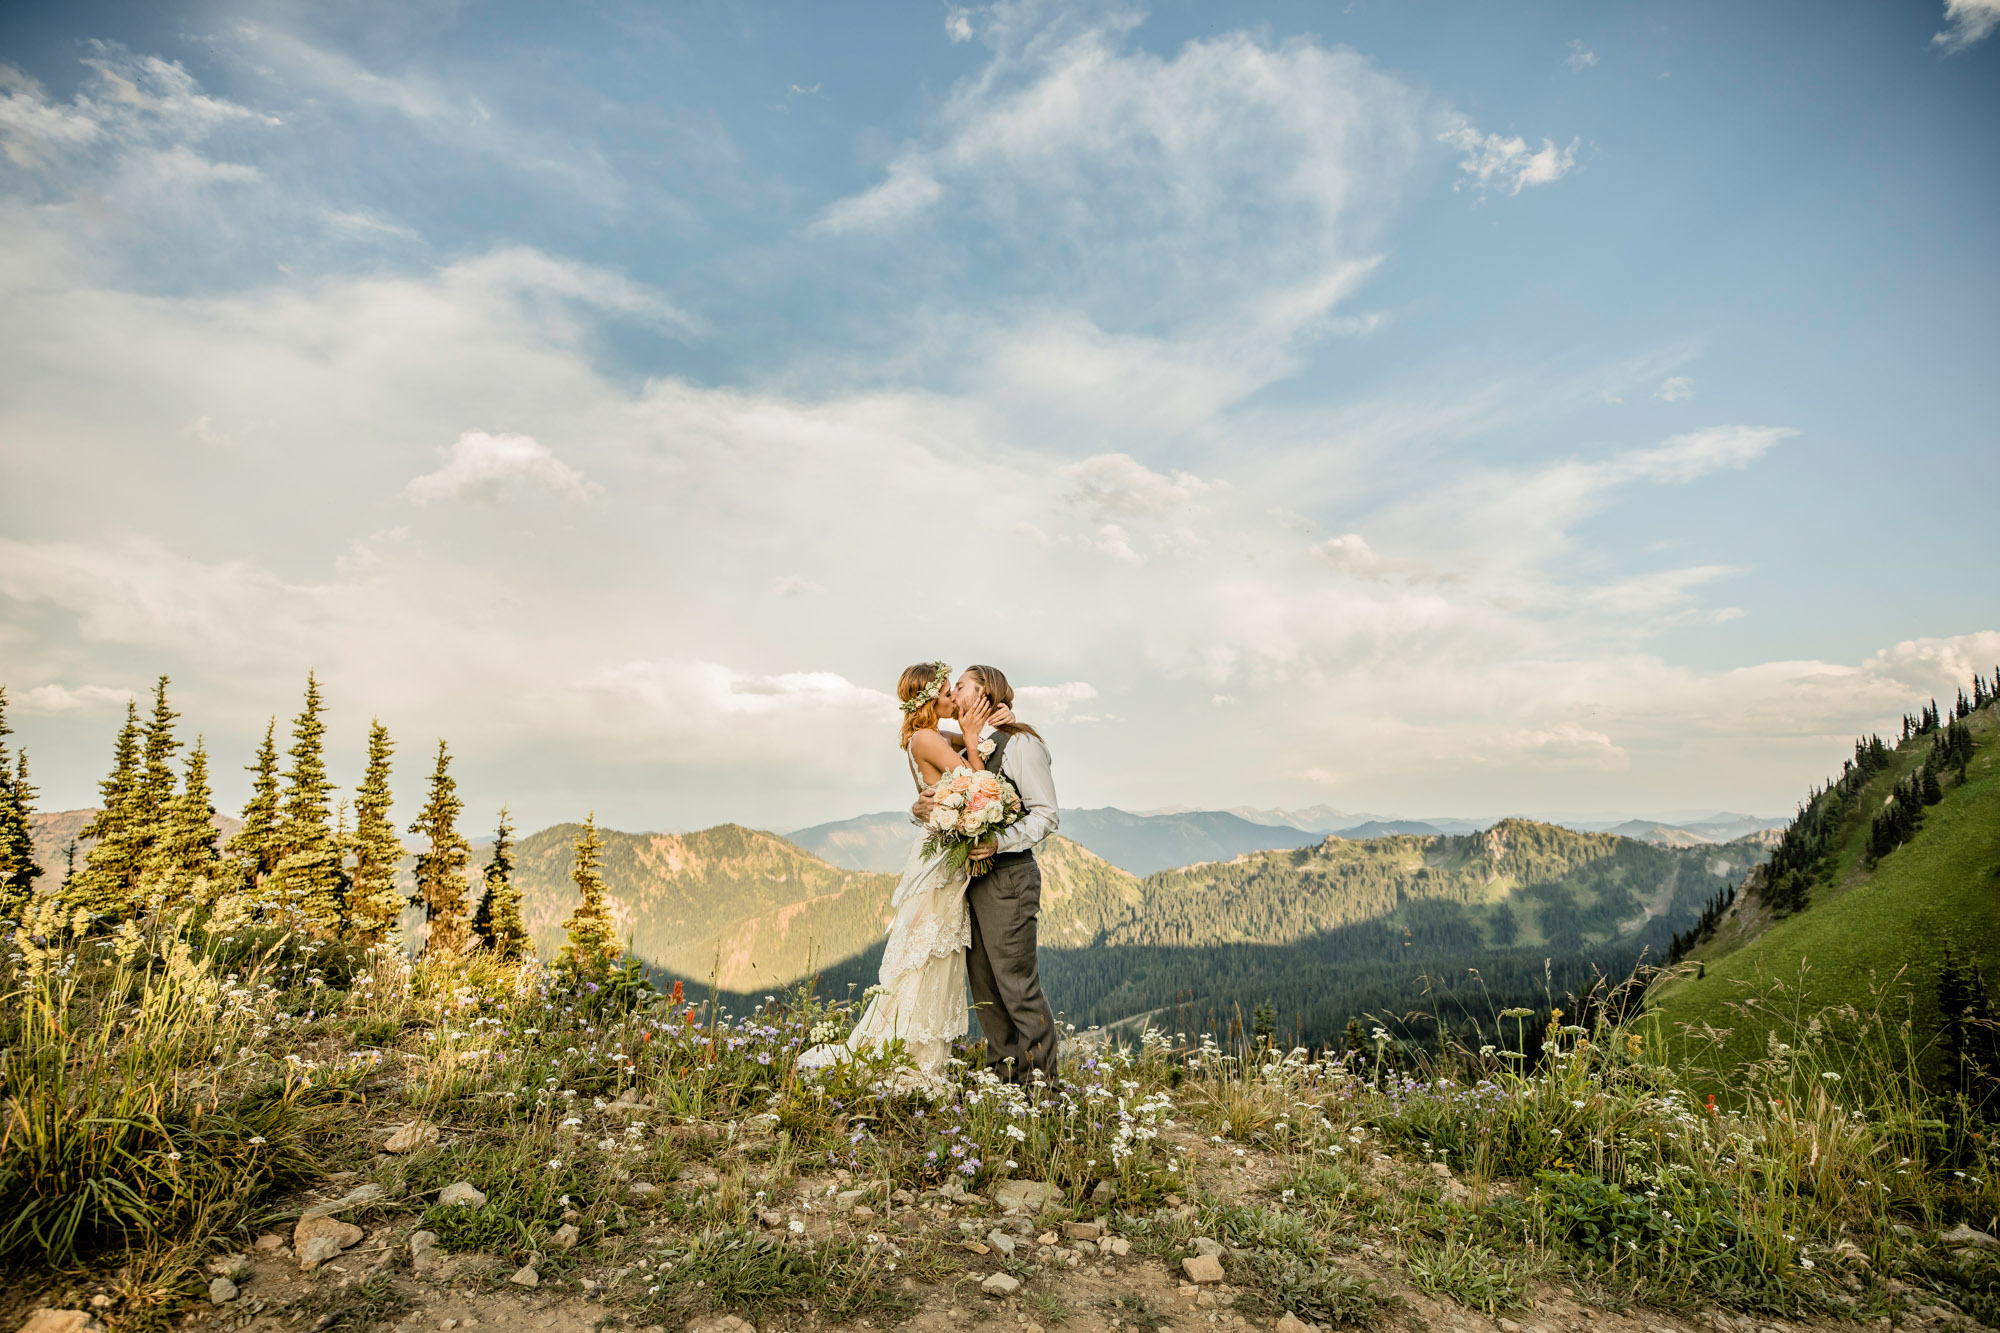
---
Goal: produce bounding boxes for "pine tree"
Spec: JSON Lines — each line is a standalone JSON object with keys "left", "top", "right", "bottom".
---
{"left": 346, "top": 720, "right": 405, "bottom": 947}
{"left": 149, "top": 738, "right": 221, "bottom": 913}
{"left": 273, "top": 674, "right": 346, "bottom": 933}
{"left": 558, "top": 813, "right": 617, "bottom": 980}
{"left": 136, "top": 676, "right": 181, "bottom": 863}
{"left": 0, "top": 688, "right": 43, "bottom": 923}
{"left": 224, "top": 719, "right": 284, "bottom": 911}
{"left": 409, "top": 739, "right": 471, "bottom": 954}
{"left": 471, "top": 806, "right": 528, "bottom": 959}
{"left": 67, "top": 699, "right": 148, "bottom": 923}
{"left": 1252, "top": 1000, "right": 1277, "bottom": 1048}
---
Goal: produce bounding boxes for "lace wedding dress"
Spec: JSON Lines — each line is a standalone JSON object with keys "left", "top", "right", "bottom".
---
{"left": 797, "top": 742, "right": 971, "bottom": 1079}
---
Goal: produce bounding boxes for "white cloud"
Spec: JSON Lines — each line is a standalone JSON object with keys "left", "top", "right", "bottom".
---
{"left": 1313, "top": 533, "right": 1426, "bottom": 581}
{"left": 1934, "top": 0, "right": 2000, "bottom": 50}
{"left": 1059, "top": 453, "right": 1217, "bottom": 519}
{"left": 403, "top": 431, "right": 594, "bottom": 505}
{"left": 1015, "top": 682, "right": 1098, "bottom": 720}
{"left": 1617, "top": 425, "right": 1791, "bottom": 483}
{"left": 812, "top": 159, "right": 944, "bottom": 235}
{"left": 946, "top": 8, "right": 977, "bottom": 43}
{"left": 772, "top": 575, "right": 823, "bottom": 596}
{"left": 1439, "top": 119, "right": 1579, "bottom": 196}
{"left": 1491, "top": 721, "right": 1628, "bottom": 770}
{"left": 1565, "top": 39, "right": 1599, "bottom": 71}
{"left": 15, "top": 683, "right": 131, "bottom": 714}
{"left": 1654, "top": 376, "right": 1695, "bottom": 402}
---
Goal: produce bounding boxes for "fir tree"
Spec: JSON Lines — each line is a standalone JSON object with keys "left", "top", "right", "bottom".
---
{"left": 346, "top": 720, "right": 405, "bottom": 947}
{"left": 273, "top": 674, "right": 346, "bottom": 933}
{"left": 224, "top": 719, "right": 284, "bottom": 910}
{"left": 471, "top": 806, "right": 528, "bottom": 959}
{"left": 67, "top": 699, "right": 147, "bottom": 923}
{"left": 136, "top": 675, "right": 181, "bottom": 863}
{"left": 409, "top": 739, "right": 471, "bottom": 954}
{"left": 1252, "top": 1000, "right": 1277, "bottom": 1048}
{"left": 0, "top": 688, "right": 43, "bottom": 922}
{"left": 149, "top": 738, "right": 221, "bottom": 912}
{"left": 558, "top": 813, "right": 618, "bottom": 980}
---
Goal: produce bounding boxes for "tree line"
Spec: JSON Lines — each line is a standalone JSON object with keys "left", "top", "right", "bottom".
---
{"left": 0, "top": 675, "right": 620, "bottom": 982}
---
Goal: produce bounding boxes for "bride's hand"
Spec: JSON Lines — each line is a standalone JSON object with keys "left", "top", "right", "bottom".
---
{"left": 959, "top": 694, "right": 994, "bottom": 739}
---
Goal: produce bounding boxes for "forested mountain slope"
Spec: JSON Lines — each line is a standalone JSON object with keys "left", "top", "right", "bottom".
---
{"left": 1651, "top": 683, "right": 2000, "bottom": 1082}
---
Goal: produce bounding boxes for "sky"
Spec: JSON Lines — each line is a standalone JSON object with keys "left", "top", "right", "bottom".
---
{"left": 0, "top": 0, "right": 1996, "bottom": 836}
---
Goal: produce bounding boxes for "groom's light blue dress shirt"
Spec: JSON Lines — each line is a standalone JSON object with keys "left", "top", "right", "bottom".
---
{"left": 982, "top": 725, "right": 1060, "bottom": 854}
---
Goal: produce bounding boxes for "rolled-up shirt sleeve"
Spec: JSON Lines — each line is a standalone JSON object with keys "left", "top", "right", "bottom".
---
{"left": 996, "top": 733, "right": 1059, "bottom": 853}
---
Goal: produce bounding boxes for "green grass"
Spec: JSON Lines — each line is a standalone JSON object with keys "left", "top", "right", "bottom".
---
{"left": 1652, "top": 701, "right": 2000, "bottom": 1084}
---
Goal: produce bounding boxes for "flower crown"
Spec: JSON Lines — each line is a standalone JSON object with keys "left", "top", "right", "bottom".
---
{"left": 899, "top": 662, "right": 951, "bottom": 715}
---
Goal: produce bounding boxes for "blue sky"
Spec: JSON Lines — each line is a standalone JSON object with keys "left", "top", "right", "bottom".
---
{"left": 0, "top": 0, "right": 1995, "bottom": 834}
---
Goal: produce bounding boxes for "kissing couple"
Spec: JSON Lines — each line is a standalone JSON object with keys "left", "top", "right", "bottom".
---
{"left": 798, "top": 662, "right": 1061, "bottom": 1088}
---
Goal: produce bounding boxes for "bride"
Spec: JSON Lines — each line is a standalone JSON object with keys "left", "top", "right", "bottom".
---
{"left": 797, "top": 661, "right": 1003, "bottom": 1080}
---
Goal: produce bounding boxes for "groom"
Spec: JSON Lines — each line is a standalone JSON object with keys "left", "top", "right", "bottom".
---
{"left": 912, "top": 664, "right": 1061, "bottom": 1087}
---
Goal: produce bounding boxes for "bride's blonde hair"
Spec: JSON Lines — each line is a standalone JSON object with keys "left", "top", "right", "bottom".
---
{"left": 898, "top": 661, "right": 949, "bottom": 746}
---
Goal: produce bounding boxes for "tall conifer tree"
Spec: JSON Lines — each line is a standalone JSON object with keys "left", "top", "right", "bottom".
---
{"left": 346, "top": 720, "right": 406, "bottom": 946}
{"left": 225, "top": 719, "right": 284, "bottom": 910}
{"left": 0, "top": 687, "right": 43, "bottom": 922}
{"left": 471, "top": 806, "right": 527, "bottom": 959}
{"left": 68, "top": 699, "right": 147, "bottom": 923}
{"left": 150, "top": 739, "right": 221, "bottom": 912}
{"left": 136, "top": 676, "right": 181, "bottom": 862}
{"left": 273, "top": 673, "right": 346, "bottom": 932}
{"left": 409, "top": 739, "right": 471, "bottom": 954}
{"left": 559, "top": 813, "right": 617, "bottom": 979}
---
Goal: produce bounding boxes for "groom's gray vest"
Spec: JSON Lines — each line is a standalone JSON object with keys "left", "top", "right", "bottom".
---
{"left": 985, "top": 729, "right": 1036, "bottom": 870}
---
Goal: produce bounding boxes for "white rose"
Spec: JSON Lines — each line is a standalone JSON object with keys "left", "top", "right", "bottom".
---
{"left": 928, "top": 806, "right": 956, "bottom": 831}
{"left": 978, "top": 737, "right": 996, "bottom": 758}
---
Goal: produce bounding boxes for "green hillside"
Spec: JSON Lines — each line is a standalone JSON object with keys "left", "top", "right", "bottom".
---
{"left": 1651, "top": 695, "right": 2000, "bottom": 1081}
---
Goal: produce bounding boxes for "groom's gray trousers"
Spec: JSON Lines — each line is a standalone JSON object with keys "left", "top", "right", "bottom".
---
{"left": 965, "top": 849, "right": 1060, "bottom": 1086}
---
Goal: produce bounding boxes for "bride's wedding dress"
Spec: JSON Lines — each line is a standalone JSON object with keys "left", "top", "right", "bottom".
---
{"left": 797, "top": 744, "right": 970, "bottom": 1079}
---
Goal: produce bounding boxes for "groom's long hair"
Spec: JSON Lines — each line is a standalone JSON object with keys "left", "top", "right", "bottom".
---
{"left": 964, "top": 665, "right": 1043, "bottom": 741}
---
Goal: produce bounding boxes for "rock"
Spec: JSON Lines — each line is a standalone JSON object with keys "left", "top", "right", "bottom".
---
{"left": 611, "top": 1087, "right": 643, "bottom": 1107}
{"left": 1104, "top": 1237, "right": 1131, "bottom": 1257}
{"left": 1074, "top": 1240, "right": 1097, "bottom": 1257}
{"left": 1092, "top": 1179, "right": 1118, "bottom": 1203}
{"left": 298, "top": 1235, "right": 344, "bottom": 1271}
{"left": 254, "top": 1233, "right": 285, "bottom": 1251}
{"left": 1182, "top": 1254, "right": 1225, "bottom": 1284}
{"left": 509, "top": 1266, "right": 540, "bottom": 1288}
{"left": 438, "top": 1181, "right": 486, "bottom": 1208}
{"left": 1190, "top": 1237, "right": 1226, "bottom": 1258}
{"left": 852, "top": 1205, "right": 876, "bottom": 1219}
{"left": 18, "top": 1312, "right": 105, "bottom": 1333}
{"left": 1497, "top": 1322, "right": 1523, "bottom": 1333}
{"left": 981, "top": 1273, "right": 1021, "bottom": 1296}
{"left": 756, "top": 1209, "right": 784, "bottom": 1229}
{"left": 1064, "top": 1221, "right": 1103, "bottom": 1241}
{"left": 986, "top": 1229, "right": 1016, "bottom": 1258}
{"left": 892, "top": 1188, "right": 915, "bottom": 1205}
{"left": 383, "top": 1121, "right": 439, "bottom": 1155}
{"left": 1943, "top": 1224, "right": 1999, "bottom": 1252}
{"left": 628, "top": 1180, "right": 662, "bottom": 1201}
{"left": 303, "top": 1183, "right": 386, "bottom": 1218}
{"left": 208, "top": 1253, "right": 253, "bottom": 1282}
{"left": 208, "top": 1278, "right": 239, "bottom": 1306}
{"left": 294, "top": 1214, "right": 363, "bottom": 1258}
{"left": 1037, "top": 1231, "right": 1058, "bottom": 1246}
{"left": 409, "top": 1230, "right": 442, "bottom": 1277}
{"left": 552, "top": 1223, "right": 581, "bottom": 1251}
{"left": 1276, "top": 1316, "right": 1311, "bottom": 1333}
{"left": 837, "top": 1188, "right": 867, "bottom": 1208}
{"left": 993, "top": 1179, "right": 1060, "bottom": 1214}
{"left": 689, "top": 1319, "right": 753, "bottom": 1333}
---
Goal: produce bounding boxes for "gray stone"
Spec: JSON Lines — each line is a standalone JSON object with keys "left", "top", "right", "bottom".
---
{"left": 1943, "top": 1224, "right": 1999, "bottom": 1252}
{"left": 551, "top": 1223, "right": 581, "bottom": 1251}
{"left": 992, "top": 1179, "right": 1060, "bottom": 1214}
{"left": 17, "top": 1312, "right": 106, "bottom": 1333}
{"left": 293, "top": 1214, "right": 363, "bottom": 1257}
{"left": 298, "top": 1235, "right": 343, "bottom": 1271}
{"left": 628, "top": 1180, "right": 662, "bottom": 1201}
{"left": 383, "top": 1121, "right": 439, "bottom": 1155}
{"left": 1182, "top": 1253, "right": 1225, "bottom": 1284}
{"left": 207, "top": 1253, "right": 253, "bottom": 1282}
{"left": 1074, "top": 1240, "right": 1097, "bottom": 1257}
{"left": 1190, "top": 1237, "right": 1226, "bottom": 1258}
{"left": 1064, "top": 1221, "right": 1103, "bottom": 1241}
{"left": 985, "top": 1229, "right": 1016, "bottom": 1258}
{"left": 1275, "top": 1316, "right": 1311, "bottom": 1333}
{"left": 1091, "top": 1179, "right": 1117, "bottom": 1203}
{"left": 409, "top": 1230, "right": 441, "bottom": 1276}
{"left": 509, "top": 1266, "right": 540, "bottom": 1288}
{"left": 981, "top": 1273, "right": 1021, "bottom": 1296}
{"left": 438, "top": 1181, "right": 486, "bottom": 1208}
{"left": 207, "top": 1278, "right": 238, "bottom": 1306}
{"left": 303, "top": 1183, "right": 387, "bottom": 1218}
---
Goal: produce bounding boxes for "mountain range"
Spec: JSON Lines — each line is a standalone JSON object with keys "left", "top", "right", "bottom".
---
{"left": 786, "top": 804, "right": 1785, "bottom": 877}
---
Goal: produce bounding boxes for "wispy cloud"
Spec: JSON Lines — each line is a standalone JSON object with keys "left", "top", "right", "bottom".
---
{"left": 1654, "top": 376, "right": 1695, "bottom": 402}
{"left": 1439, "top": 118, "right": 1579, "bottom": 196}
{"left": 1565, "top": 39, "right": 1599, "bottom": 71}
{"left": 403, "top": 431, "right": 594, "bottom": 505}
{"left": 1933, "top": 0, "right": 2000, "bottom": 50}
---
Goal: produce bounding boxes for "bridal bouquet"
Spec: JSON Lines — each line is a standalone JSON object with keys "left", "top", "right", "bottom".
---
{"left": 920, "top": 767, "right": 1024, "bottom": 877}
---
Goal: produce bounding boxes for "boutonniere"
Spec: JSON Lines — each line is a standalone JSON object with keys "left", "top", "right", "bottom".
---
{"left": 978, "top": 737, "right": 996, "bottom": 758}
